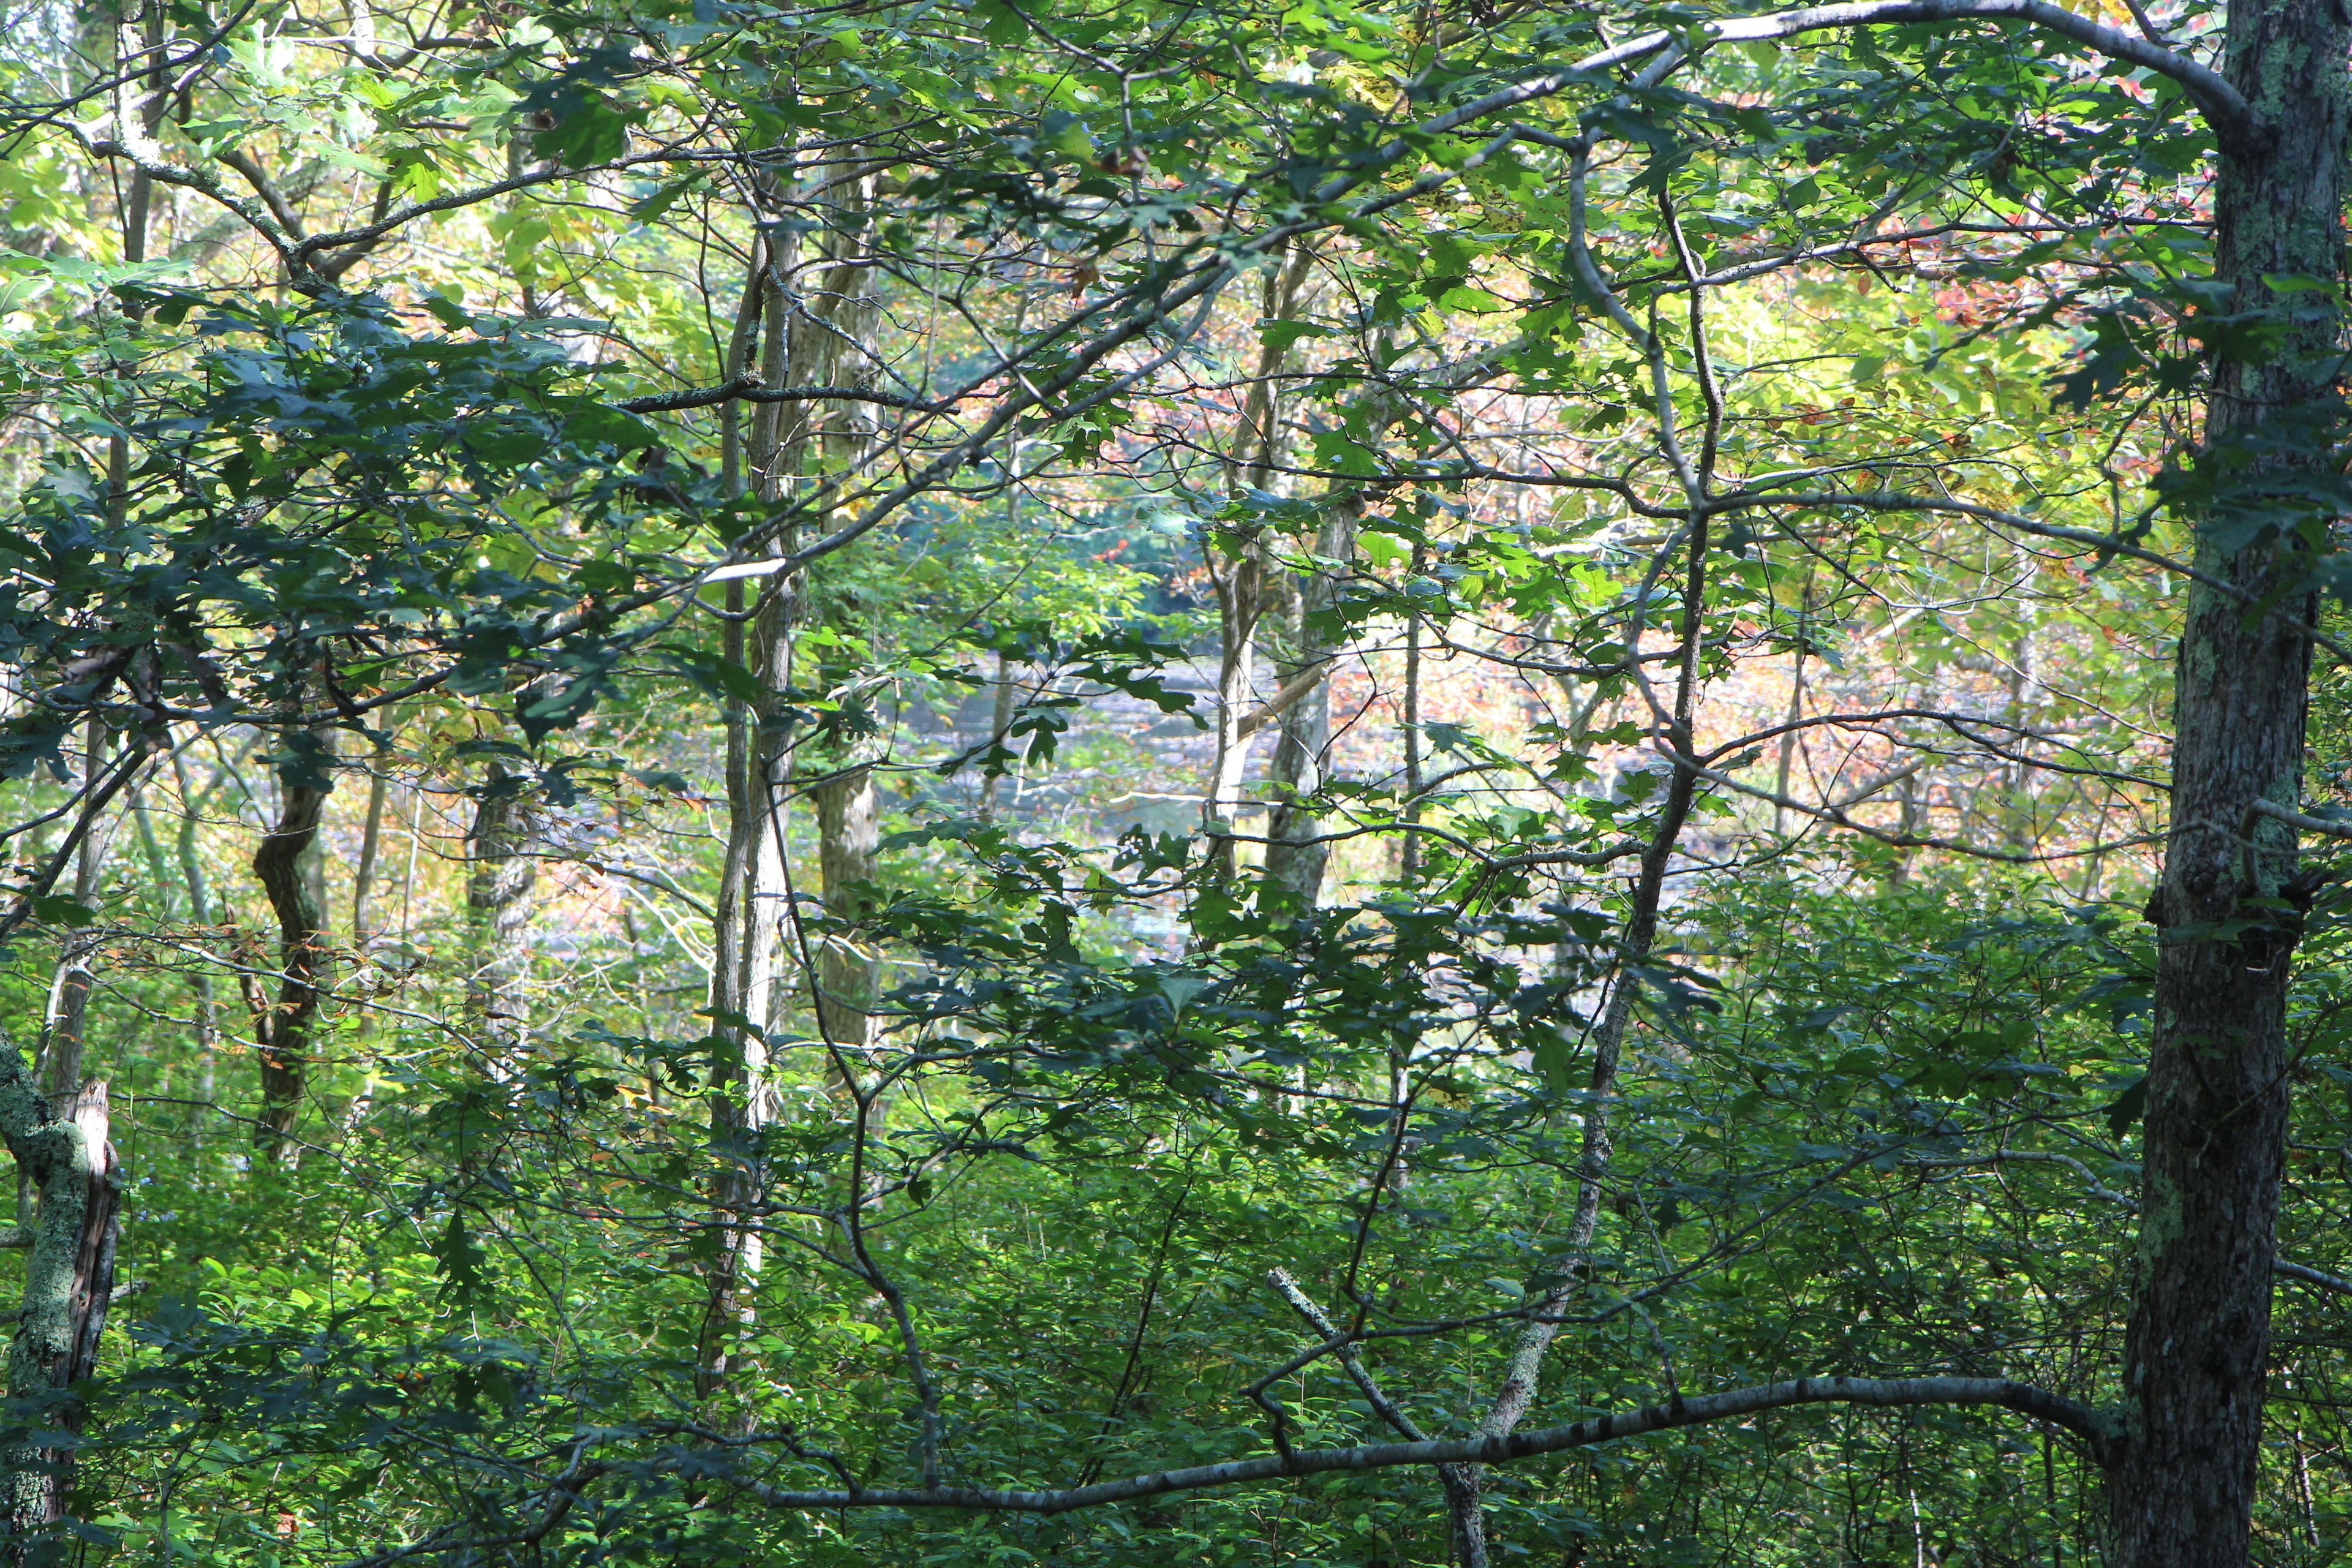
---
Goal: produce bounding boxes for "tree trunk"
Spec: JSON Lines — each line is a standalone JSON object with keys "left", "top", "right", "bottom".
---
{"left": 1400, "top": 572, "right": 1424, "bottom": 883}
{"left": 2117, "top": 5, "right": 2348, "bottom": 1566}
{"left": 102, "top": 0, "right": 160, "bottom": 537}
{"left": 700, "top": 146, "right": 881, "bottom": 1386}
{"left": 0, "top": 1065, "right": 118, "bottom": 1554}
{"left": 1436, "top": 760, "right": 1698, "bottom": 1565}
{"left": 1259, "top": 337, "right": 1520, "bottom": 904}
{"left": 350, "top": 752, "right": 391, "bottom": 949}
{"left": 1205, "top": 244, "right": 1313, "bottom": 876}
{"left": 797, "top": 160, "right": 887, "bottom": 1063}
{"left": 1203, "top": 535, "right": 1265, "bottom": 874}
{"left": 979, "top": 649, "right": 1019, "bottom": 822}
{"left": 697, "top": 233, "right": 794, "bottom": 1399}
{"left": 252, "top": 770, "right": 331, "bottom": 1164}
{"left": 462, "top": 762, "right": 536, "bottom": 1063}
{"left": 1439, "top": 592, "right": 1709, "bottom": 1568}
{"left": 1772, "top": 581, "right": 1810, "bottom": 839}
{"left": 813, "top": 766, "right": 880, "bottom": 1052}
{"left": 1259, "top": 492, "right": 1360, "bottom": 906}
{"left": 169, "top": 748, "right": 220, "bottom": 1147}
{"left": 695, "top": 561, "right": 791, "bottom": 1402}
{"left": 39, "top": 721, "right": 124, "bottom": 1109}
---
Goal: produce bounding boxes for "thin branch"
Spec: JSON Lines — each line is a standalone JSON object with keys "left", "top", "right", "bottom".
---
{"left": 619, "top": 375, "right": 954, "bottom": 416}
{"left": 1554, "top": 0, "right": 2253, "bottom": 148}
{"left": 1265, "top": 1267, "right": 1430, "bottom": 1442}
{"left": 2277, "top": 1260, "right": 2352, "bottom": 1298}
{"left": 2247, "top": 799, "right": 2352, "bottom": 842}
{"left": 217, "top": 148, "right": 307, "bottom": 240}
{"left": 726, "top": 1376, "right": 2114, "bottom": 1514}
{"left": 1719, "top": 489, "right": 2352, "bottom": 666}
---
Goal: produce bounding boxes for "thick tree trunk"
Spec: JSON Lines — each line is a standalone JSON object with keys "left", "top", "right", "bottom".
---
{"left": 0, "top": 1065, "right": 118, "bottom": 1555}
{"left": 39, "top": 941, "right": 98, "bottom": 1117}
{"left": 2119, "top": 6, "right": 2348, "bottom": 1566}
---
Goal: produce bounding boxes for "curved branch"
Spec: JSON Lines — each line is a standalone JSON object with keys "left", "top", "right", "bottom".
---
{"left": 725, "top": 1376, "right": 2113, "bottom": 1515}
{"left": 1561, "top": 0, "right": 2252, "bottom": 148}
{"left": 617, "top": 375, "right": 954, "bottom": 415}
{"left": 287, "top": 144, "right": 726, "bottom": 266}
{"left": 2246, "top": 798, "right": 2352, "bottom": 842}
{"left": 78, "top": 131, "right": 294, "bottom": 267}
{"left": 2277, "top": 1260, "right": 2352, "bottom": 1297}
{"left": 1719, "top": 489, "right": 2352, "bottom": 668}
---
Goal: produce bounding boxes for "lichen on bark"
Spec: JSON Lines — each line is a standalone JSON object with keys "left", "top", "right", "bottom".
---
{"left": 0, "top": 1041, "right": 117, "bottom": 1557}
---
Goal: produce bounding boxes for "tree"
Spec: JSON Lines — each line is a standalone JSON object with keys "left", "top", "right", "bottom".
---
{"left": 0, "top": 0, "right": 2347, "bottom": 1562}
{"left": 2117, "top": 2, "right": 2345, "bottom": 1562}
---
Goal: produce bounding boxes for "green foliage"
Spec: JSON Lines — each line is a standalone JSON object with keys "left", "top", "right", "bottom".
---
{"left": 0, "top": 0, "right": 2346, "bottom": 1561}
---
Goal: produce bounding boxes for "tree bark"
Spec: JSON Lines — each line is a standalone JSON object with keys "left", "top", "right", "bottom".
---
{"left": 744, "top": 1374, "right": 2108, "bottom": 1515}
{"left": 1204, "top": 244, "right": 1313, "bottom": 875}
{"left": 1399, "top": 565, "right": 1425, "bottom": 883}
{"left": 38, "top": 721, "right": 126, "bottom": 1108}
{"left": 462, "top": 761, "right": 536, "bottom": 1063}
{"left": 813, "top": 766, "right": 880, "bottom": 1052}
{"left": 2119, "top": 4, "right": 2348, "bottom": 1566}
{"left": 1259, "top": 493, "right": 1359, "bottom": 907}
{"left": 1257, "top": 337, "right": 1522, "bottom": 903}
{"left": 350, "top": 752, "right": 391, "bottom": 949}
{"left": 168, "top": 748, "right": 220, "bottom": 1145}
{"left": 0, "top": 1065, "right": 118, "bottom": 1554}
{"left": 1440, "top": 285, "right": 1719, "bottom": 1554}
{"left": 979, "top": 649, "right": 1019, "bottom": 822}
{"left": 1438, "top": 654, "right": 1706, "bottom": 1566}
{"left": 1204, "top": 533, "right": 1266, "bottom": 874}
{"left": 696, "top": 228, "right": 796, "bottom": 1398}
{"left": 796, "top": 158, "right": 888, "bottom": 1064}
{"left": 252, "top": 770, "right": 331, "bottom": 1163}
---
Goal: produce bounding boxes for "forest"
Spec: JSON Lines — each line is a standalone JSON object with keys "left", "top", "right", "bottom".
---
{"left": 0, "top": 0, "right": 2343, "bottom": 1561}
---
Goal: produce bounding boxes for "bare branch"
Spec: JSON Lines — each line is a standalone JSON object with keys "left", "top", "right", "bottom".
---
{"left": 1716, "top": 490, "right": 2352, "bottom": 666}
{"left": 77, "top": 130, "right": 294, "bottom": 267}
{"left": 1561, "top": 0, "right": 2253, "bottom": 148}
{"left": 618, "top": 374, "right": 954, "bottom": 416}
{"left": 217, "top": 148, "right": 308, "bottom": 241}
{"left": 2247, "top": 798, "right": 2352, "bottom": 842}
{"left": 726, "top": 1376, "right": 2113, "bottom": 1514}
{"left": 1234, "top": 661, "right": 1331, "bottom": 742}
{"left": 1266, "top": 1267, "right": 1429, "bottom": 1442}
{"left": 2277, "top": 1260, "right": 2352, "bottom": 1297}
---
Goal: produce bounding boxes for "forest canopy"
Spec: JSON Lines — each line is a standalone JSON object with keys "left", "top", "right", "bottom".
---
{"left": 0, "top": 0, "right": 2343, "bottom": 1562}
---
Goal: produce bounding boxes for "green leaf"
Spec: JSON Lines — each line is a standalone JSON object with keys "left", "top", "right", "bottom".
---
{"left": 27, "top": 895, "right": 94, "bottom": 928}
{"left": 420, "top": 293, "right": 472, "bottom": 332}
{"left": 1259, "top": 317, "right": 1336, "bottom": 352}
{"left": 2105, "top": 1076, "right": 2148, "bottom": 1137}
